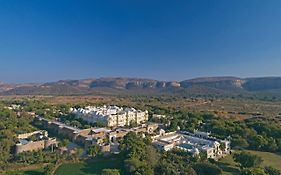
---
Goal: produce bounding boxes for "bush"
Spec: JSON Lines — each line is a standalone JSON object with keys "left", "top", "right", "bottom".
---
{"left": 102, "top": 169, "right": 121, "bottom": 175}
{"left": 265, "top": 166, "right": 281, "bottom": 175}
{"left": 193, "top": 162, "right": 222, "bottom": 175}
{"left": 234, "top": 151, "right": 263, "bottom": 168}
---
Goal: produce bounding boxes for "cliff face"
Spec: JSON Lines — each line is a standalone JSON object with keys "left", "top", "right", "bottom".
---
{"left": 90, "top": 78, "right": 180, "bottom": 90}
{"left": 0, "top": 84, "right": 13, "bottom": 92}
{"left": 180, "top": 77, "right": 244, "bottom": 90}
{"left": 243, "top": 77, "right": 281, "bottom": 91}
{"left": 2, "top": 76, "right": 281, "bottom": 95}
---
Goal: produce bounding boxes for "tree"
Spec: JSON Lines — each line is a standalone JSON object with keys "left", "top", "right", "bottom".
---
{"left": 265, "top": 166, "right": 281, "bottom": 175}
{"left": 59, "top": 139, "right": 70, "bottom": 147}
{"left": 44, "top": 163, "right": 55, "bottom": 175}
{"left": 125, "top": 158, "right": 145, "bottom": 173}
{"left": 146, "top": 146, "right": 159, "bottom": 168}
{"left": 71, "top": 148, "right": 84, "bottom": 161}
{"left": 119, "top": 132, "right": 147, "bottom": 159}
{"left": 241, "top": 167, "right": 267, "bottom": 175}
{"left": 88, "top": 144, "right": 100, "bottom": 157}
{"left": 102, "top": 169, "right": 121, "bottom": 175}
{"left": 155, "top": 161, "right": 179, "bottom": 175}
{"left": 266, "top": 137, "right": 278, "bottom": 152}
{"left": 231, "top": 137, "right": 249, "bottom": 149}
{"left": 198, "top": 151, "right": 208, "bottom": 162}
{"left": 193, "top": 162, "right": 222, "bottom": 175}
{"left": 248, "top": 135, "right": 268, "bottom": 150}
{"left": 155, "top": 150, "right": 196, "bottom": 175}
{"left": 70, "top": 120, "right": 82, "bottom": 128}
{"left": 276, "top": 139, "right": 281, "bottom": 151}
{"left": 219, "top": 142, "right": 226, "bottom": 151}
{"left": 234, "top": 152, "right": 263, "bottom": 168}
{"left": 120, "top": 132, "right": 155, "bottom": 175}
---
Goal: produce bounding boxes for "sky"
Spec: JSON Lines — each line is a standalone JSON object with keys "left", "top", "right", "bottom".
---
{"left": 0, "top": 0, "right": 281, "bottom": 83}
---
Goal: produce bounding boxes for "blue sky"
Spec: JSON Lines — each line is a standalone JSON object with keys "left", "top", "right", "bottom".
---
{"left": 0, "top": 0, "right": 281, "bottom": 83}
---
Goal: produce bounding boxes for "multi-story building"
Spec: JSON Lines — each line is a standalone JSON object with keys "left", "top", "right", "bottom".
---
{"left": 34, "top": 116, "right": 159, "bottom": 154}
{"left": 71, "top": 105, "right": 149, "bottom": 127}
{"left": 152, "top": 130, "right": 231, "bottom": 160}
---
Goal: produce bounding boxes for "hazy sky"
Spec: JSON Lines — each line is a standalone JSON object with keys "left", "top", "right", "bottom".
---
{"left": 1, "top": 0, "right": 281, "bottom": 83}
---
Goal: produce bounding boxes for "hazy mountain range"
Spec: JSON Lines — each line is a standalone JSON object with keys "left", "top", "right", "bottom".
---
{"left": 1, "top": 77, "right": 281, "bottom": 96}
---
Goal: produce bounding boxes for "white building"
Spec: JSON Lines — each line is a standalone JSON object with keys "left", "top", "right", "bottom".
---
{"left": 152, "top": 130, "right": 231, "bottom": 160}
{"left": 71, "top": 105, "right": 148, "bottom": 127}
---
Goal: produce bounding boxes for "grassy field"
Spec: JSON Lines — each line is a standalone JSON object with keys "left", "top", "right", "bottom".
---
{"left": 219, "top": 150, "right": 281, "bottom": 175}
{"left": 45, "top": 96, "right": 281, "bottom": 118}
{"left": 4, "top": 164, "right": 45, "bottom": 175}
{"left": 2, "top": 95, "right": 281, "bottom": 118}
{"left": 246, "top": 150, "right": 281, "bottom": 170}
{"left": 218, "top": 154, "right": 241, "bottom": 175}
{"left": 55, "top": 156, "right": 126, "bottom": 175}
{"left": 5, "top": 151, "right": 281, "bottom": 175}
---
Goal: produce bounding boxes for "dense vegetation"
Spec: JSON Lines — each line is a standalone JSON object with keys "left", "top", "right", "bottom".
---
{"left": 119, "top": 132, "right": 222, "bottom": 175}
{"left": 0, "top": 107, "right": 34, "bottom": 166}
{"left": 119, "top": 132, "right": 281, "bottom": 175}
{"left": 2, "top": 98, "right": 281, "bottom": 175}
{"left": 149, "top": 106, "right": 281, "bottom": 153}
{"left": 204, "top": 117, "right": 281, "bottom": 152}
{"left": 233, "top": 151, "right": 280, "bottom": 175}
{"left": 0, "top": 101, "right": 75, "bottom": 174}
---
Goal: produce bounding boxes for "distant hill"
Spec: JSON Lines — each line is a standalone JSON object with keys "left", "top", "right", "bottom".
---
{"left": 180, "top": 77, "right": 244, "bottom": 90}
{"left": 1, "top": 76, "right": 281, "bottom": 96}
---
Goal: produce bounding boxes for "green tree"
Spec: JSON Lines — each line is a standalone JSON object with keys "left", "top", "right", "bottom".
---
{"left": 155, "top": 149, "right": 196, "bottom": 175}
{"left": 241, "top": 167, "right": 267, "bottom": 175}
{"left": 88, "top": 144, "right": 100, "bottom": 157}
{"left": 266, "top": 137, "right": 278, "bottom": 152}
{"left": 231, "top": 136, "right": 249, "bottom": 149}
{"left": 102, "top": 169, "right": 121, "bottom": 175}
{"left": 125, "top": 158, "right": 145, "bottom": 173}
{"left": 59, "top": 139, "right": 70, "bottom": 147}
{"left": 70, "top": 120, "right": 82, "bottom": 128}
{"left": 146, "top": 146, "right": 160, "bottom": 168}
{"left": 44, "top": 163, "right": 55, "bottom": 175}
{"left": 198, "top": 151, "right": 208, "bottom": 162}
{"left": 120, "top": 132, "right": 155, "bottom": 175}
{"left": 248, "top": 135, "right": 268, "bottom": 150}
{"left": 193, "top": 162, "right": 222, "bottom": 175}
{"left": 71, "top": 148, "right": 84, "bottom": 161}
{"left": 265, "top": 166, "right": 281, "bottom": 175}
{"left": 234, "top": 152, "right": 263, "bottom": 168}
{"left": 219, "top": 142, "right": 226, "bottom": 151}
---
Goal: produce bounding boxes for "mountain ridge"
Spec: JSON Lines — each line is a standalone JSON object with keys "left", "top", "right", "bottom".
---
{"left": 1, "top": 76, "right": 281, "bottom": 96}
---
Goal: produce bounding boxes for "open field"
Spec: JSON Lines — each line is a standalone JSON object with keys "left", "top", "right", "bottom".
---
{"left": 3, "top": 164, "right": 46, "bottom": 175}
{"left": 219, "top": 154, "right": 241, "bottom": 175}
{"left": 2, "top": 95, "right": 281, "bottom": 118}
{"left": 55, "top": 156, "right": 126, "bottom": 175}
{"left": 5, "top": 150, "right": 281, "bottom": 175}
{"left": 219, "top": 150, "right": 281, "bottom": 175}
{"left": 246, "top": 150, "right": 281, "bottom": 170}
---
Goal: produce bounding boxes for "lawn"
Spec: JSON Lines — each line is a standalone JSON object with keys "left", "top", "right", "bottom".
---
{"left": 55, "top": 155, "right": 126, "bottom": 175}
{"left": 246, "top": 150, "right": 281, "bottom": 171}
{"left": 218, "top": 150, "right": 281, "bottom": 175}
{"left": 218, "top": 154, "right": 240, "bottom": 175}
